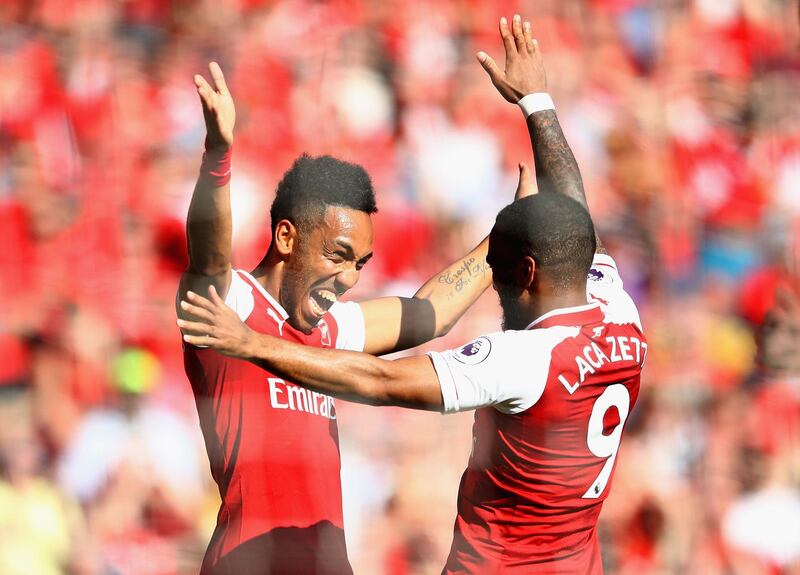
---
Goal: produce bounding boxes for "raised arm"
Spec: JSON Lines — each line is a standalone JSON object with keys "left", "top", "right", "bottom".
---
{"left": 358, "top": 162, "right": 535, "bottom": 355}
{"left": 178, "top": 62, "right": 237, "bottom": 313}
{"left": 477, "top": 15, "right": 603, "bottom": 250}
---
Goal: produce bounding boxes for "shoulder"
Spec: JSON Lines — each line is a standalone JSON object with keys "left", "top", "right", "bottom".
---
{"left": 441, "top": 327, "right": 581, "bottom": 369}
{"left": 587, "top": 253, "right": 622, "bottom": 289}
{"left": 587, "top": 253, "right": 643, "bottom": 332}
{"left": 224, "top": 270, "right": 256, "bottom": 322}
{"left": 429, "top": 327, "right": 582, "bottom": 415}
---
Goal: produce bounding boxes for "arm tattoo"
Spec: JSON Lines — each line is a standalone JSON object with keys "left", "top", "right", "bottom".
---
{"left": 438, "top": 256, "right": 489, "bottom": 300}
{"left": 527, "top": 110, "right": 604, "bottom": 250}
{"left": 527, "top": 110, "right": 588, "bottom": 210}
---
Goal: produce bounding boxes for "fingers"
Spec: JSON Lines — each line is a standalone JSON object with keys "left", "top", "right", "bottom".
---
{"left": 194, "top": 74, "right": 211, "bottom": 91}
{"left": 499, "top": 16, "right": 516, "bottom": 58}
{"left": 208, "top": 284, "right": 226, "bottom": 305}
{"left": 514, "top": 162, "right": 538, "bottom": 200}
{"left": 476, "top": 51, "right": 502, "bottom": 83}
{"left": 179, "top": 298, "right": 215, "bottom": 322}
{"left": 176, "top": 317, "right": 214, "bottom": 337}
{"left": 185, "top": 289, "right": 220, "bottom": 312}
{"left": 182, "top": 332, "right": 216, "bottom": 347}
{"left": 511, "top": 14, "right": 526, "bottom": 53}
{"left": 523, "top": 20, "right": 535, "bottom": 54}
{"left": 208, "top": 62, "right": 230, "bottom": 95}
{"left": 194, "top": 74, "right": 215, "bottom": 108}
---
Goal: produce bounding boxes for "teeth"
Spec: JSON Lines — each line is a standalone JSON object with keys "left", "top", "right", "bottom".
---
{"left": 309, "top": 297, "right": 324, "bottom": 315}
{"left": 309, "top": 290, "right": 337, "bottom": 317}
{"left": 318, "top": 291, "right": 337, "bottom": 303}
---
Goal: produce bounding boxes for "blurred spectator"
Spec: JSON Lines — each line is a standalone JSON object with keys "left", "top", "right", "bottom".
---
{"left": 1, "top": 0, "right": 800, "bottom": 573}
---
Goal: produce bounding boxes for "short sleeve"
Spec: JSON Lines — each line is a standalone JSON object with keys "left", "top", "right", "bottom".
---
{"left": 226, "top": 271, "right": 255, "bottom": 322}
{"left": 328, "top": 301, "right": 366, "bottom": 352}
{"left": 428, "top": 327, "right": 579, "bottom": 415}
{"left": 587, "top": 254, "right": 642, "bottom": 331}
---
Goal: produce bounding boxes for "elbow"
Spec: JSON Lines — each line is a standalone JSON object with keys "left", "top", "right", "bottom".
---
{"left": 435, "top": 317, "right": 457, "bottom": 338}
{"left": 187, "top": 253, "right": 230, "bottom": 278}
{"left": 194, "top": 264, "right": 229, "bottom": 278}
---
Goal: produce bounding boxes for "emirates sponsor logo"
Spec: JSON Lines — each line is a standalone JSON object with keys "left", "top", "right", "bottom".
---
{"left": 268, "top": 377, "right": 336, "bottom": 420}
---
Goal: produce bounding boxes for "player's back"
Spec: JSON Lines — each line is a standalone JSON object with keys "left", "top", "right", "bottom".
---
{"left": 440, "top": 254, "right": 645, "bottom": 574}
{"left": 183, "top": 270, "right": 364, "bottom": 575}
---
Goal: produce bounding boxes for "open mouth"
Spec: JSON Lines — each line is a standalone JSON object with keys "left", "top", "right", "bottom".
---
{"left": 309, "top": 289, "right": 337, "bottom": 317}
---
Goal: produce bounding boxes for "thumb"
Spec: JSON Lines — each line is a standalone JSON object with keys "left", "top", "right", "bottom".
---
{"left": 476, "top": 51, "right": 502, "bottom": 83}
{"left": 514, "top": 162, "right": 537, "bottom": 200}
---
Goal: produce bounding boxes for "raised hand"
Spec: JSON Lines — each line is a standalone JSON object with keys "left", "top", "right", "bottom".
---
{"left": 477, "top": 15, "right": 546, "bottom": 103}
{"left": 194, "top": 62, "right": 235, "bottom": 152}
{"left": 178, "top": 286, "right": 254, "bottom": 358}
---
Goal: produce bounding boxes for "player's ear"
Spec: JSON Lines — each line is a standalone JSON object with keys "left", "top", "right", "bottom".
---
{"left": 515, "top": 255, "right": 536, "bottom": 290}
{"left": 274, "top": 219, "right": 297, "bottom": 257}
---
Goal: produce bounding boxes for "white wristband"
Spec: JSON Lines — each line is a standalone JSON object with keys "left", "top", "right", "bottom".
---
{"left": 518, "top": 93, "right": 555, "bottom": 118}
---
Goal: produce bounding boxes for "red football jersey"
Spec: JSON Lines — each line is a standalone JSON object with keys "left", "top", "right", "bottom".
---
{"left": 429, "top": 254, "right": 646, "bottom": 574}
{"left": 183, "top": 270, "right": 365, "bottom": 575}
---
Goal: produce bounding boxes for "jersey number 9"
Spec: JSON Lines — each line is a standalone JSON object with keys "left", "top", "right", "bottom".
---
{"left": 582, "top": 384, "right": 631, "bottom": 499}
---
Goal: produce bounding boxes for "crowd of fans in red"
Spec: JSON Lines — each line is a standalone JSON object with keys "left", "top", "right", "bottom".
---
{"left": 1, "top": 0, "right": 799, "bottom": 573}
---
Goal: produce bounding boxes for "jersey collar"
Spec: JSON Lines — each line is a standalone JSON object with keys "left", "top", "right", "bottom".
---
{"left": 237, "top": 269, "right": 290, "bottom": 320}
{"left": 526, "top": 301, "right": 603, "bottom": 330}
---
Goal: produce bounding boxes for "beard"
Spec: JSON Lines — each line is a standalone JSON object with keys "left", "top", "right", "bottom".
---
{"left": 497, "top": 286, "right": 528, "bottom": 331}
{"left": 280, "top": 255, "right": 314, "bottom": 333}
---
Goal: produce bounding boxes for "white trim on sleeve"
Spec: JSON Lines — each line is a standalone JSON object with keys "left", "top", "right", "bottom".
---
{"left": 428, "top": 351, "right": 459, "bottom": 413}
{"left": 328, "top": 301, "right": 367, "bottom": 352}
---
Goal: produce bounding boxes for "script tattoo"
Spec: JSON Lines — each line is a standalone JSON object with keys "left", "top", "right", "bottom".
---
{"left": 528, "top": 110, "right": 589, "bottom": 210}
{"left": 439, "top": 256, "right": 489, "bottom": 299}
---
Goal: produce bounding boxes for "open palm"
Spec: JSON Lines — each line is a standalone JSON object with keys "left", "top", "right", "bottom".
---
{"left": 194, "top": 62, "right": 235, "bottom": 152}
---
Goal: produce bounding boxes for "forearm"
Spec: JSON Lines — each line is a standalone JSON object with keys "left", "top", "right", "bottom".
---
{"left": 185, "top": 155, "right": 233, "bottom": 277}
{"left": 527, "top": 109, "right": 603, "bottom": 250}
{"left": 361, "top": 239, "right": 491, "bottom": 355}
{"left": 185, "top": 62, "right": 236, "bottom": 278}
{"left": 245, "top": 333, "right": 441, "bottom": 410}
{"left": 413, "top": 237, "right": 491, "bottom": 336}
{"left": 527, "top": 110, "right": 588, "bottom": 210}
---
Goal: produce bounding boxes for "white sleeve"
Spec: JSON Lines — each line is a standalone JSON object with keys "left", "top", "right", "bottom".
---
{"left": 427, "top": 327, "right": 579, "bottom": 415}
{"left": 587, "top": 254, "right": 642, "bottom": 331}
{"left": 226, "top": 271, "right": 255, "bottom": 322}
{"left": 328, "top": 301, "right": 366, "bottom": 352}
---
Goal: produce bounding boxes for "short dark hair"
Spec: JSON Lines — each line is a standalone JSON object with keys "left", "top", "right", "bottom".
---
{"left": 490, "top": 193, "right": 596, "bottom": 289}
{"left": 270, "top": 154, "right": 377, "bottom": 232}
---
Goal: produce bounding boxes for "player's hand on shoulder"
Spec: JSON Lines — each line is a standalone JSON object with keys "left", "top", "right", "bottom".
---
{"left": 177, "top": 285, "right": 255, "bottom": 358}
{"left": 194, "top": 61, "right": 235, "bottom": 152}
{"left": 476, "top": 14, "right": 547, "bottom": 104}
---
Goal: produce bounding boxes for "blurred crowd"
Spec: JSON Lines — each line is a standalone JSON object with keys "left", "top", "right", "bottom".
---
{"left": 1, "top": 0, "right": 799, "bottom": 573}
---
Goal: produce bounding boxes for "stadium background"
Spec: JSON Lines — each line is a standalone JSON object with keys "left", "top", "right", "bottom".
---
{"left": 1, "top": 0, "right": 799, "bottom": 573}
